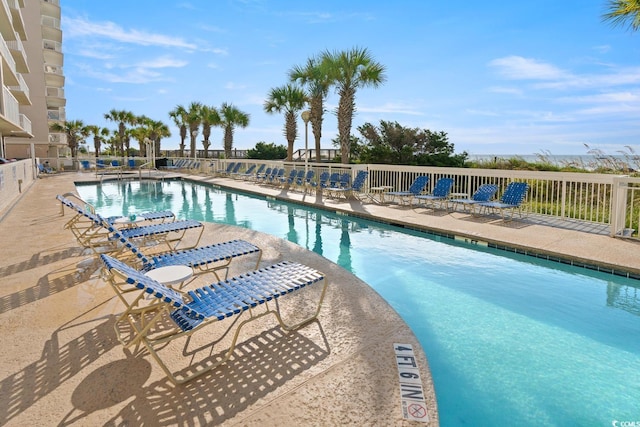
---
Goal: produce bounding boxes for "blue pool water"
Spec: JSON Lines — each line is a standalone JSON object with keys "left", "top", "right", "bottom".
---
{"left": 76, "top": 179, "right": 640, "bottom": 426}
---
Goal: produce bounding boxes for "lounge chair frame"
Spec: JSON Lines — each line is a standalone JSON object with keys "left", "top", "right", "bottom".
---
{"left": 100, "top": 254, "right": 329, "bottom": 384}
{"left": 477, "top": 182, "right": 529, "bottom": 221}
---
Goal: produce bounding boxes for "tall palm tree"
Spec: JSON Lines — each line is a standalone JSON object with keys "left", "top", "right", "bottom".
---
{"left": 136, "top": 115, "right": 171, "bottom": 158}
{"left": 104, "top": 109, "right": 135, "bottom": 156}
{"left": 321, "top": 47, "right": 386, "bottom": 163}
{"left": 603, "top": 0, "right": 640, "bottom": 30}
{"left": 186, "top": 101, "right": 203, "bottom": 158}
{"left": 219, "top": 102, "right": 250, "bottom": 159}
{"left": 264, "top": 84, "right": 307, "bottom": 161}
{"left": 290, "top": 56, "right": 332, "bottom": 162}
{"left": 50, "top": 120, "right": 89, "bottom": 165}
{"left": 86, "top": 125, "right": 110, "bottom": 158}
{"left": 200, "top": 105, "right": 221, "bottom": 159}
{"left": 169, "top": 105, "right": 188, "bottom": 157}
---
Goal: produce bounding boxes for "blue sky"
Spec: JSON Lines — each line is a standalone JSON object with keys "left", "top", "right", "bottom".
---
{"left": 62, "top": 0, "right": 640, "bottom": 156}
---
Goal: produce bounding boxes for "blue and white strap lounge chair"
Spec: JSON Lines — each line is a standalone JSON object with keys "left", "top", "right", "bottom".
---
{"left": 109, "top": 224, "right": 262, "bottom": 281}
{"left": 100, "top": 254, "right": 328, "bottom": 384}
{"left": 477, "top": 182, "right": 529, "bottom": 221}
{"left": 384, "top": 176, "right": 430, "bottom": 205}
{"left": 328, "top": 170, "right": 369, "bottom": 200}
{"left": 414, "top": 177, "right": 454, "bottom": 210}
{"left": 57, "top": 194, "right": 204, "bottom": 252}
{"left": 449, "top": 184, "right": 499, "bottom": 213}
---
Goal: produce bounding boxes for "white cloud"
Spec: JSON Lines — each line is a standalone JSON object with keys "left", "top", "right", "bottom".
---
{"left": 489, "top": 56, "right": 569, "bottom": 80}
{"left": 64, "top": 16, "right": 197, "bottom": 50}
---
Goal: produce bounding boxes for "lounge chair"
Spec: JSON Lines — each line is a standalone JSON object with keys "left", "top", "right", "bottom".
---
{"left": 267, "top": 168, "right": 285, "bottom": 185}
{"left": 80, "top": 160, "right": 93, "bottom": 171}
{"left": 127, "top": 159, "right": 136, "bottom": 169}
{"left": 246, "top": 164, "right": 265, "bottom": 181}
{"left": 57, "top": 194, "right": 204, "bottom": 252}
{"left": 384, "top": 176, "right": 430, "bottom": 205}
{"left": 328, "top": 170, "right": 369, "bottom": 200}
{"left": 37, "top": 163, "right": 55, "bottom": 174}
{"left": 236, "top": 164, "right": 256, "bottom": 179}
{"left": 216, "top": 162, "right": 235, "bottom": 175}
{"left": 414, "top": 177, "right": 454, "bottom": 210}
{"left": 449, "top": 184, "right": 499, "bottom": 213}
{"left": 477, "top": 182, "right": 529, "bottom": 221}
{"left": 279, "top": 169, "right": 298, "bottom": 187}
{"left": 109, "top": 224, "right": 262, "bottom": 281}
{"left": 295, "top": 170, "right": 315, "bottom": 192}
{"left": 309, "top": 171, "right": 330, "bottom": 193}
{"left": 100, "top": 253, "right": 328, "bottom": 384}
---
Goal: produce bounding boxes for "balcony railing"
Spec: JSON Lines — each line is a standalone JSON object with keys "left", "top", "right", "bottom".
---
{"left": 42, "top": 0, "right": 61, "bottom": 6}
{"left": 46, "top": 86, "right": 64, "bottom": 98}
{"left": 43, "top": 39, "right": 62, "bottom": 52}
{"left": 2, "top": 86, "right": 20, "bottom": 125}
{"left": 18, "top": 113, "right": 31, "bottom": 134}
{"left": 41, "top": 15, "right": 61, "bottom": 30}
{"left": 47, "top": 107, "right": 65, "bottom": 122}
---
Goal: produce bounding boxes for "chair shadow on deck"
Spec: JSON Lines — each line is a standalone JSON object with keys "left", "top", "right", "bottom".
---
{"left": 63, "top": 323, "right": 330, "bottom": 426}
{"left": 0, "top": 254, "right": 100, "bottom": 315}
{"left": 0, "top": 313, "right": 120, "bottom": 426}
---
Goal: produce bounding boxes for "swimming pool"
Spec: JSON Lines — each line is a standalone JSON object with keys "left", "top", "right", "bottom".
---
{"left": 76, "top": 179, "right": 640, "bottom": 426}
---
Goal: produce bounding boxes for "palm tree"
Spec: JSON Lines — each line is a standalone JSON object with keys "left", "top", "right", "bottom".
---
{"left": 219, "top": 102, "right": 250, "bottom": 159}
{"left": 264, "top": 84, "right": 307, "bottom": 161}
{"left": 86, "top": 125, "right": 110, "bottom": 158}
{"left": 603, "top": 0, "right": 640, "bottom": 30}
{"left": 169, "top": 105, "right": 188, "bottom": 157}
{"left": 321, "top": 47, "right": 386, "bottom": 163}
{"left": 185, "top": 102, "right": 203, "bottom": 159}
{"left": 200, "top": 105, "right": 221, "bottom": 158}
{"left": 136, "top": 116, "right": 171, "bottom": 158}
{"left": 50, "top": 120, "right": 89, "bottom": 167}
{"left": 104, "top": 109, "right": 135, "bottom": 156}
{"left": 290, "top": 56, "right": 332, "bottom": 162}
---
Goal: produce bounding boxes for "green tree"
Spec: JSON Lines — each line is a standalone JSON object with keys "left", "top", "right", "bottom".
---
{"left": 289, "top": 56, "right": 332, "bottom": 162}
{"left": 356, "top": 120, "right": 468, "bottom": 167}
{"left": 603, "top": 0, "right": 640, "bottom": 30}
{"left": 321, "top": 47, "right": 386, "bottom": 163}
{"left": 264, "top": 84, "right": 307, "bottom": 161}
{"left": 50, "top": 119, "right": 89, "bottom": 163}
{"left": 186, "top": 101, "right": 203, "bottom": 158}
{"left": 169, "top": 105, "right": 188, "bottom": 157}
{"left": 86, "top": 125, "right": 109, "bottom": 158}
{"left": 200, "top": 105, "right": 221, "bottom": 158}
{"left": 104, "top": 109, "right": 135, "bottom": 156}
{"left": 219, "top": 102, "right": 250, "bottom": 159}
{"left": 247, "top": 141, "right": 287, "bottom": 160}
{"left": 137, "top": 115, "right": 171, "bottom": 157}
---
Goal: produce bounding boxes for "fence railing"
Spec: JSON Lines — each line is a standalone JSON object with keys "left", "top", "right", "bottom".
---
{"left": 46, "top": 156, "right": 640, "bottom": 239}
{"left": 204, "top": 159, "right": 640, "bottom": 239}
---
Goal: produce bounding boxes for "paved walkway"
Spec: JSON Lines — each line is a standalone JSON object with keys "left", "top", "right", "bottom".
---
{"left": 2, "top": 170, "right": 640, "bottom": 426}
{"left": 0, "top": 173, "right": 438, "bottom": 426}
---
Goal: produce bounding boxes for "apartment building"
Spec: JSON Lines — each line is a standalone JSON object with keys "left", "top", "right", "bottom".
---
{"left": 1, "top": 0, "right": 65, "bottom": 160}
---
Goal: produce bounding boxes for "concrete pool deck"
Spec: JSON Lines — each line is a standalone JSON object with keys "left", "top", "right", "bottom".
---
{"left": 1, "top": 171, "right": 639, "bottom": 426}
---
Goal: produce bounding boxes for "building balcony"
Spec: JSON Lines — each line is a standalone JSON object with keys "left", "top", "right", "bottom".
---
{"left": 0, "top": 37, "right": 19, "bottom": 86}
{"left": 8, "top": 0, "right": 26, "bottom": 40}
{"left": 0, "top": 1, "right": 16, "bottom": 42}
{"left": 9, "top": 73, "right": 30, "bottom": 105}
{"left": 49, "top": 132, "right": 67, "bottom": 147}
{"left": 0, "top": 86, "right": 23, "bottom": 133}
{"left": 41, "top": 15, "right": 61, "bottom": 42}
{"left": 47, "top": 106, "right": 65, "bottom": 123}
{"left": 41, "top": 0, "right": 61, "bottom": 16}
{"left": 44, "top": 63, "right": 64, "bottom": 87}
{"left": 42, "top": 39, "right": 62, "bottom": 66}
{"left": 6, "top": 33, "right": 28, "bottom": 73}
{"left": 45, "top": 86, "right": 65, "bottom": 107}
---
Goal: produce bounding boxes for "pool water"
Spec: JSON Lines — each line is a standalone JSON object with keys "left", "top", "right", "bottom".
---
{"left": 77, "top": 179, "right": 640, "bottom": 426}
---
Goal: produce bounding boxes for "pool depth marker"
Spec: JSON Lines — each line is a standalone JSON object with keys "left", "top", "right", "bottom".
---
{"left": 394, "top": 343, "right": 429, "bottom": 423}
